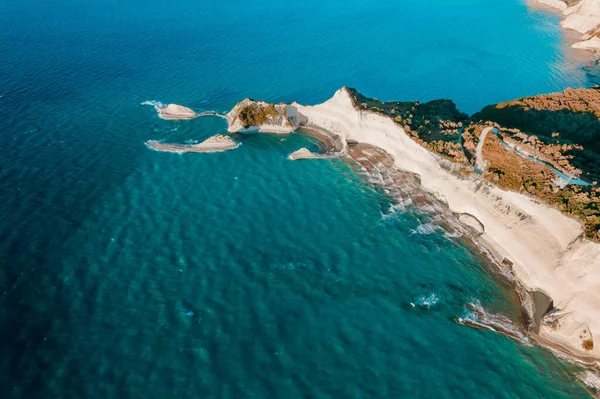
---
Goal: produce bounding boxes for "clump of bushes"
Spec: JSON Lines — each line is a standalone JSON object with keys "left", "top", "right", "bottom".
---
{"left": 482, "top": 133, "right": 554, "bottom": 195}
{"left": 473, "top": 87, "right": 600, "bottom": 182}
{"left": 238, "top": 103, "right": 280, "bottom": 128}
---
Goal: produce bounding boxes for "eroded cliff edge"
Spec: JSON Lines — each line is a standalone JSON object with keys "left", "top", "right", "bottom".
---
{"left": 226, "top": 87, "right": 600, "bottom": 365}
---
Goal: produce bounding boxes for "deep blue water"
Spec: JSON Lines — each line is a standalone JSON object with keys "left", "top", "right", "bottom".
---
{"left": 0, "top": 0, "right": 593, "bottom": 397}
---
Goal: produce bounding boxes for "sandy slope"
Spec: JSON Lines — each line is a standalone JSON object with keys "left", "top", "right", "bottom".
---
{"left": 291, "top": 88, "right": 600, "bottom": 362}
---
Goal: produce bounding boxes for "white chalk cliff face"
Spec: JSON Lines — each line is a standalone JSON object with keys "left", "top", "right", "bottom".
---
{"left": 226, "top": 99, "right": 307, "bottom": 134}
{"left": 538, "top": 0, "right": 600, "bottom": 49}
{"left": 229, "top": 87, "right": 600, "bottom": 362}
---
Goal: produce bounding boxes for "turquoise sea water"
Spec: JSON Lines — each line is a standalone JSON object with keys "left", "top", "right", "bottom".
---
{"left": 0, "top": 0, "right": 594, "bottom": 397}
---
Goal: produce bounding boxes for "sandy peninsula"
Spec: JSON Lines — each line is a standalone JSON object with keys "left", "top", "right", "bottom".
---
{"left": 145, "top": 134, "right": 238, "bottom": 153}
{"left": 226, "top": 87, "right": 600, "bottom": 365}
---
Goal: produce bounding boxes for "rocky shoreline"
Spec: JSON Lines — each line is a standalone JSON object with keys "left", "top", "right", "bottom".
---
{"left": 223, "top": 87, "right": 600, "bottom": 380}
{"left": 533, "top": 0, "right": 600, "bottom": 51}
{"left": 145, "top": 86, "right": 600, "bottom": 391}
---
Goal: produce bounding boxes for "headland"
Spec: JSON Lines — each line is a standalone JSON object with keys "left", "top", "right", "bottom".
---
{"left": 225, "top": 87, "right": 600, "bottom": 372}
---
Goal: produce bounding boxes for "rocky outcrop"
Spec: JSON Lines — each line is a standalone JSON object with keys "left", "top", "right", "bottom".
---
{"left": 142, "top": 101, "right": 222, "bottom": 120}
{"left": 158, "top": 104, "right": 199, "bottom": 120}
{"left": 288, "top": 148, "right": 322, "bottom": 160}
{"left": 145, "top": 134, "right": 238, "bottom": 153}
{"left": 536, "top": 0, "right": 600, "bottom": 50}
{"left": 226, "top": 99, "right": 307, "bottom": 134}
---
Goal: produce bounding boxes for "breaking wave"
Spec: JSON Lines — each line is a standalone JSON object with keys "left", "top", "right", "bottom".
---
{"left": 141, "top": 100, "right": 166, "bottom": 112}
{"left": 410, "top": 293, "right": 440, "bottom": 309}
{"left": 378, "top": 204, "right": 402, "bottom": 224}
{"left": 457, "top": 300, "right": 531, "bottom": 345}
{"left": 410, "top": 222, "right": 438, "bottom": 235}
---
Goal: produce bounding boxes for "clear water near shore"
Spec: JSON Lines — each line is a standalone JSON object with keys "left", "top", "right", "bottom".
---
{"left": 0, "top": 0, "right": 594, "bottom": 397}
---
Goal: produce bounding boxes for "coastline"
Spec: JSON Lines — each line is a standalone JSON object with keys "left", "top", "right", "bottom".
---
{"left": 301, "top": 121, "right": 554, "bottom": 352}
{"left": 225, "top": 87, "right": 600, "bottom": 369}
{"left": 531, "top": 0, "right": 600, "bottom": 54}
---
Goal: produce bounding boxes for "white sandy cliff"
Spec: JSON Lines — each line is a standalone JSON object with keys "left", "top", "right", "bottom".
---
{"left": 535, "top": 0, "right": 600, "bottom": 50}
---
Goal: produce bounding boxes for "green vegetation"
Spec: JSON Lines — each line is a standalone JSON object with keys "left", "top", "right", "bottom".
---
{"left": 474, "top": 87, "right": 600, "bottom": 183}
{"left": 482, "top": 133, "right": 555, "bottom": 195}
{"left": 238, "top": 103, "right": 280, "bottom": 128}
{"left": 551, "top": 186, "right": 600, "bottom": 240}
{"left": 348, "top": 87, "right": 600, "bottom": 241}
{"left": 347, "top": 88, "right": 469, "bottom": 164}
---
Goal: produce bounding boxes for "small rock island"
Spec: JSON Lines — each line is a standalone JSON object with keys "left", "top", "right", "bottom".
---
{"left": 145, "top": 134, "right": 238, "bottom": 153}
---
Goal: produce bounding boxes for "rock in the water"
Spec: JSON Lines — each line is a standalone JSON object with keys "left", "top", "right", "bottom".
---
{"left": 158, "top": 104, "right": 198, "bottom": 120}
{"left": 288, "top": 148, "right": 321, "bottom": 160}
{"left": 145, "top": 134, "right": 238, "bottom": 153}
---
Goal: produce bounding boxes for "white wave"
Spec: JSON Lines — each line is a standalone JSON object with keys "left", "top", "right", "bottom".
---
{"left": 444, "top": 230, "right": 462, "bottom": 239}
{"left": 410, "top": 222, "right": 438, "bottom": 235}
{"left": 378, "top": 203, "right": 407, "bottom": 225}
{"left": 410, "top": 293, "right": 440, "bottom": 309}
{"left": 141, "top": 100, "right": 166, "bottom": 112}
{"left": 457, "top": 300, "right": 531, "bottom": 345}
{"left": 273, "top": 262, "right": 305, "bottom": 270}
{"left": 578, "top": 371, "right": 600, "bottom": 391}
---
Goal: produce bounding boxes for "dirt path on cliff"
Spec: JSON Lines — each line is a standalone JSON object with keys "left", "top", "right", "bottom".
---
{"left": 475, "top": 127, "right": 493, "bottom": 173}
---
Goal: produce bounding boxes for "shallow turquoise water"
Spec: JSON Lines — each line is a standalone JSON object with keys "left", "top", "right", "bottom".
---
{"left": 0, "top": 0, "right": 593, "bottom": 397}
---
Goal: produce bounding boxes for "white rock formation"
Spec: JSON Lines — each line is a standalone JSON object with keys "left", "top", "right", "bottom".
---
{"left": 536, "top": 0, "right": 600, "bottom": 50}
{"left": 226, "top": 99, "right": 307, "bottom": 134}
{"left": 145, "top": 134, "right": 238, "bottom": 153}
{"left": 152, "top": 103, "right": 197, "bottom": 120}
{"left": 288, "top": 87, "right": 600, "bottom": 362}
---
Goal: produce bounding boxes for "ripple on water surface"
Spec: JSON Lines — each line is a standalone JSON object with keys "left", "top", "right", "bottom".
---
{"left": 0, "top": 0, "right": 594, "bottom": 396}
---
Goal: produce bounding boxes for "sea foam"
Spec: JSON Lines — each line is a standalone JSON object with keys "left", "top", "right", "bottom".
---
{"left": 457, "top": 300, "right": 531, "bottom": 345}
{"left": 410, "top": 293, "right": 440, "bottom": 309}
